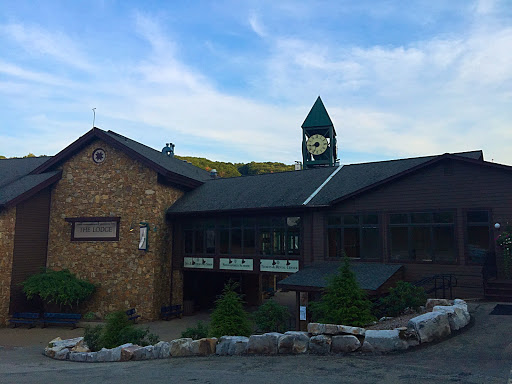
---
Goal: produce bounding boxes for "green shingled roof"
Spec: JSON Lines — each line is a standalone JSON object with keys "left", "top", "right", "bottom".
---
{"left": 301, "top": 96, "right": 334, "bottom": 128}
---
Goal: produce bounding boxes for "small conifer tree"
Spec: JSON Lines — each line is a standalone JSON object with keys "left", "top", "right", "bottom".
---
{"left": 209, "top": 280, "right": 252, "bottom": 338}
{"left": 310, "top": 257, "right": 376, "bottom": 327}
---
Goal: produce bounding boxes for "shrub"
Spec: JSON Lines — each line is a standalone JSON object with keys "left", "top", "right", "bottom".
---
{"left": 84, "top": 324, "right": 103, "bottom": 352}
{"left": 21, "top": 269, "right": 95, "bottom": 308}
{"left": 83, "top": 311, "right": 159, "bottom": 351}
{"left": 209, "top": 281, "right": 252, "bottom": 338}
{"left": 309, "top": 257, "right": 376, "bottom": 327}
{"left": 376, "top": 281, "right": 427, "bottom": 317}
{"left": 181, "top": 321, "right": 209, "bottom": 340}
{"left": 253, "top": 300, "right": 290, "bottom": 333}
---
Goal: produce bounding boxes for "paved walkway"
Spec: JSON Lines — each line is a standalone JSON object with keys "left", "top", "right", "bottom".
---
{"left": 0, "top": 301, "right": 510, "bottom": 383}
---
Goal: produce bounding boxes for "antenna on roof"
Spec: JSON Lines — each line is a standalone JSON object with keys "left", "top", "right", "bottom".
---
{"left": 92, "top": 108, "right": 96, "bottom": 128}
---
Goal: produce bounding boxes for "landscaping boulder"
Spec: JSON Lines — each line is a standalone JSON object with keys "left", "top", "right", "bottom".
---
{"left": 96, "top": 348, "right": 113, "bottom": 362}
{"left": 191, "top": 338, "right": 218, "bottom": 356}
{"left": 337, "top": 325, "right": 366, "bottom": 336}
{"left": 49, "top": 337, "right": 84, "bottom": 349}
{"left": 54, "top": 348, "right": 70, "bottom": 360}
{"left": 425, "top": 299, "right": 450, "bottom": 310}
{"left": 277, "top": 331, "right": 309, "bottom": 354}
{"left": 112, "top": 343, "right": 133, "bottom": 361}
{"left": 309, "top": 334, "right": 332, "bottom": 354}
{"left": 433, "top": 305, "right": 470, "bottom": 331}
{"left": 133, "top": 345, "right": 157, "bottom": 360}
{"left": 121, "top": 345, "right": 143, "bottom": 361}
{"left": 86, "top": 352, "right": 99, "bottom": 363}
{"left": 69, "top": 352, "right": 88, "bottom": 362}
{"left": 154, "top": 341, "right": 171, "bottom": 359}
{"left": 216, "top": 336, "right": 249, "bottom": 356}
{"left": 247, "top": 333, "right": 281, "bottom": 355}
{"left": 170, "top": 338, "right": 194, "bottom": 357}
{"left": 307, "top": 323, "right": 326, "bottom": 335}
{"left": 407, "top": 311, "right": 451, "bottom": 343}
{"left": 361, "top": 330, "right": 409, "bottom": 353}
{"left": 331, "top": 335, "right": 361, "bottom": 353}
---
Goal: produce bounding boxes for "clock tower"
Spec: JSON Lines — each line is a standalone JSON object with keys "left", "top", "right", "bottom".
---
{"left": 302, "top": 96, "right": 337, "bottom": 169}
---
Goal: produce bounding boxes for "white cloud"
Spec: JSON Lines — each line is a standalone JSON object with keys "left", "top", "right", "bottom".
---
{"left": 248, "top": 13, "right": 267, "bottom": 37}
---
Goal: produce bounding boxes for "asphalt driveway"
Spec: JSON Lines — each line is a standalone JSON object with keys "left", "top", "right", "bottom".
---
{"left": 0, "top": 301, "right": 510, "bottom": 384}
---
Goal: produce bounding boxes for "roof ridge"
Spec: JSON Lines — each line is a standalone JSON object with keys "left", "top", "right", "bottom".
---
{"left": 342, "top": 150, "right": 482, "bottom": 167}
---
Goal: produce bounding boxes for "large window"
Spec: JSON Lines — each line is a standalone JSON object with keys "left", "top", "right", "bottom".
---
{"left": 184, "top": 216, "right": 300, "bottom": 257}
{"left": 466, "top": 211, "right": 491, "bottom": 265}
{"left": 327, "top": 214, "right": 380, "bottom": 260}
{"left": 389, "top": 212, "right": 456, "bottom": 263}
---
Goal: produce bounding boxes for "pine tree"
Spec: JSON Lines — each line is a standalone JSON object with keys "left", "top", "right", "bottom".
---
{"left": 310, "top": 257, "right": 376, "bottom": 327}
{"left": 209, "top": 281, "right": 252, "bottom": 338}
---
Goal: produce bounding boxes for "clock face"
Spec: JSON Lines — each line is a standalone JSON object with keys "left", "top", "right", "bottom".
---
{"left": 306, "top": 134, "right": 328, "bottom": 155}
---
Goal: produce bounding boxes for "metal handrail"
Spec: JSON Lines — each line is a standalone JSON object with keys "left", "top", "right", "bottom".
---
{"left": 413, "top": 274, "right": 458, "bottom": 299}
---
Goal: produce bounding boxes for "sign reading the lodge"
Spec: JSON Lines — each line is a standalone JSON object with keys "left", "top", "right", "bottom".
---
{"left": 260, "top": 259, "right": 299, "bottom": 273}
{"left": 219, "top": 258, "right": 254, "bottom": 271}
{"left": 184, "top": 257, "right": 214, "bottom": 269}
{"left": 66, "top": 217, "right": 120, "bottom": 241}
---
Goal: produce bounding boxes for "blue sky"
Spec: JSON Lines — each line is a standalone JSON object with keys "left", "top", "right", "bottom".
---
{"left": 1, "top": 0, "right": 512, "bottom": 165}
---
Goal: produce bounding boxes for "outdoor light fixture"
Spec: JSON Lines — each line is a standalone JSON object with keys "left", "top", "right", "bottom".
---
{"left": 495, "top": 223, "right": 501, "bottom": 230}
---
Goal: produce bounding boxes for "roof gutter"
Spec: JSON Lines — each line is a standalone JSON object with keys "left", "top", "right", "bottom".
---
{"left": 302, "top": 165, "right": 343, "bottom": 206}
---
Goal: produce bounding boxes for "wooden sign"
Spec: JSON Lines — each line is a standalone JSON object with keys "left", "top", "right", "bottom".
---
{"left": 260, "top": 259, "right": 299, "bottom": 273}
{"left": 184, "top": 257, "right": 214, "bottom": 269}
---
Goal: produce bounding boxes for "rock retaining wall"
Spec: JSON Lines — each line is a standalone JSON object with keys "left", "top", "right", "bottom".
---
{"left": 45, "top": 299, "right": 471, "bottom": 362}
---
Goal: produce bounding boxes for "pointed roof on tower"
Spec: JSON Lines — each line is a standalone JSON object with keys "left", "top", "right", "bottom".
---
{"left": 301, "top": 96, "right": 334, "bottom": 129}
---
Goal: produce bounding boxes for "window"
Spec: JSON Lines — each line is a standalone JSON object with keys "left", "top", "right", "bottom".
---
{"left": 466, "top": 211, "right": 490, "bottom": 265}
{"left": 327, "top": 214, "right": 380, "bottom": 260}
{"left": 258, "top": 217, "right": 301, "bottom": 257}
{"left": 389, "top": 212, "right": 456, "bottom": 263}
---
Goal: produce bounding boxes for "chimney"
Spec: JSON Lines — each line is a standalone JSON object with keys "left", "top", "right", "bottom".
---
{"left": 294, "top": 161, "right": 302, "bottom": 171}
{"left": 210, "top": 169, "right": 218, "bottom": 178}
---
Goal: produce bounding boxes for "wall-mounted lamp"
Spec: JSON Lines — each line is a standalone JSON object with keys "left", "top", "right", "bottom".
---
{"left": 495, "top": 223, "right": 501, "bottom": 230}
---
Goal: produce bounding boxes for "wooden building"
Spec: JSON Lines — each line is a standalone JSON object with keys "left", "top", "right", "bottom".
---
{"left": 1, "top": 97, "right": 511, "bottom": 326}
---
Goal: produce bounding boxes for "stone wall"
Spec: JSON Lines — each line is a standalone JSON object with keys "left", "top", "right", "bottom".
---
{"left": 0, "top": 207, "right": 16, "bottom": 326}
{"left": 46, "top": 140, "right": 183, "bottom": 320}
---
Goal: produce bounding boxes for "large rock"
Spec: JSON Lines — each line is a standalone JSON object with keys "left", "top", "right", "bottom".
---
{"left": 170, "top": 338, "right": 195, "bottom": 357}
{"left": 433, "top": 305, "right": 470, "bottom": 331}
{"left": 54, "top": 348, "right": 70, "bottom": 360}
{"left": 49, "top": 337, "right": 84, "bottom": 349}
{"left": 69, "top": 352, "right": 88, "bottom": 362}
{"left": 121, "top": 345, "right": 143, "bottom": 361}
{"left": 361, "top": 330, "right": 409, "bottom": 353}
{"left": 309, "top": 335, "right": 332, "bottom": 354}
{"left": 307, "top": 323, "right": 365, "bottom": 336}
{"left": 307, "top": 323, "right": 326, "bottom": 335}
{"left": 154, "top": 341, "right": 171, "bottom": 359}
{"left": 331, "top": 335, "right": 361, "bottom": 353}
{"left": 247, "top": 333, "right": 281, "bottom": 355}
{"left": 112, "top": 343, "right": 133, "bottom": 361}
{"left": 277, "top": 331, "right": 309, "bottom": 354}
{"left": 96, "top": 348, "right": 113, "bottom": 362}
{"left": 133, "top": 345, "right": 157, "bottom": 360}
{"left": 86, "top": 352, "right": 99, "bottom": 363}
{"left": 337, "top": 325, "right": 366, "bottom": 336}
{"left": 426, "top": 299, "right": 451, "bottom": 310}
{"left": 191, "top": 338, "right": 217, "bottom": 356}
{"left": 408, "top": 311, "right": 451, "bottom": 343}
{"left": 216, "top": 336, "right": 249, "bottom": 356}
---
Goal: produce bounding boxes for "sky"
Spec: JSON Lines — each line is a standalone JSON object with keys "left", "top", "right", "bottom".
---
{"left": 1, "top": 0, "right": 512, "bottom": 165}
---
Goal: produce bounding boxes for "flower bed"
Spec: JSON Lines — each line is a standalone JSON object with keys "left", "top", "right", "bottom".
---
{"left": 44, "top": 299, "right": 471, "bottom": 362}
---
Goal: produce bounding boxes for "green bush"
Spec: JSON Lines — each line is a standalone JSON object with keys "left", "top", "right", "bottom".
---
{"left": 253, "top": 300, "right": 290, "bottom": 333}
{"left": 21, "top": 269, "right": 95, "bottom": 308}
{"left": 309, "top": 257, "right": 376, "bottom": 327}
{"left": 376, "top": 281, "right": 427, "bottom": 317}
{"left": 83, "top": 324, "right": 103, "bottom": 352}
{"left": 83, "top": 311, "right": 159, "bottom": 351}
{"left": 181, "top": 321, "right": 209, "bottom": 340}
{"left": 209, "top": 281, "right": 252, "bottom": 338}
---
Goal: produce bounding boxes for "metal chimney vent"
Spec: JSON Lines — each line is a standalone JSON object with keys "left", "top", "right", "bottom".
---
{"left": 162, "top": 143, "right": 175, "bottom": 157}
{"left": 210, "top": 169, "right": 218, "bottom": 178}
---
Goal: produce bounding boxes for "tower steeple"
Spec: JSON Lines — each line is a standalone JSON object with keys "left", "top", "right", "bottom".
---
{"left": 301, "top": 97, "right": 337, "bottom": 169}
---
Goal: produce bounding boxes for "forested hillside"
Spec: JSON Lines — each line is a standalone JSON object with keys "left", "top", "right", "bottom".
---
{"left": 175, "top": 156, "right": 294, "bottom": 178}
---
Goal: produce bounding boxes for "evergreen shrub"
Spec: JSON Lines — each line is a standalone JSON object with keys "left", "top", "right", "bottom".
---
{"left": 309, "top": 257, "right": 376, "bottom": 327}
{"left": 253, "top": 299, "right": 290, "bottom": 333}
{"left": 376, "top": 281, "right": 427, "bottom": 317}
{"left": 208, "top": 281, "right": 252, "bottom": 338}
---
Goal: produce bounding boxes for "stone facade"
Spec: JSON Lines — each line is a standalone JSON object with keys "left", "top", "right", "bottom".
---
{"left": 0, "top": 207, "right": 16, "bottom": 325}
{"left": 46, "top": 139, "right": 183, "bottom": 320}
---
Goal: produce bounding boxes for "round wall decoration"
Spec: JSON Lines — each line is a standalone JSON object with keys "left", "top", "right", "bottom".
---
{"left": 92, "top": 148, "right": 106, "bottom": 164}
